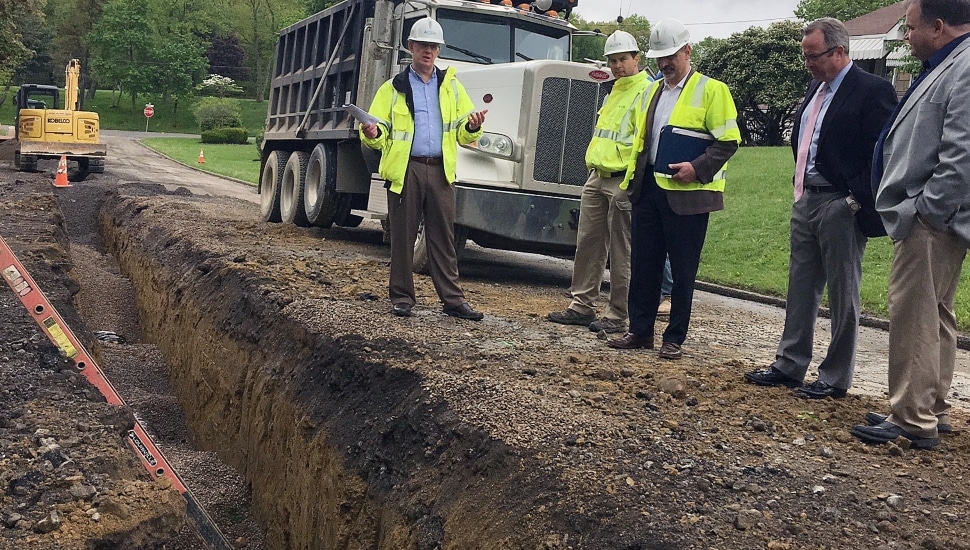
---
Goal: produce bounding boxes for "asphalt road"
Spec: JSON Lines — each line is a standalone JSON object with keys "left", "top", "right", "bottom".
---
{"left": 96, "top": 130, "right": 970, "bottom": 412}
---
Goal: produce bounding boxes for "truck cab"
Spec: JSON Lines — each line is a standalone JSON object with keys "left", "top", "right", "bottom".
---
{"left": 260, "top": 0, "right": 609, "bottom": 264}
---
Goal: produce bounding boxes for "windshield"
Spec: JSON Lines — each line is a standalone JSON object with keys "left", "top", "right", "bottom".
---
{"left": 434, "top": 9, "right": 570, "bottom": 64}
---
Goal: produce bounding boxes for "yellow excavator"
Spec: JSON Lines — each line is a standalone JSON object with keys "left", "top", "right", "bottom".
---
{"left": 13, "top": 59, "right": 106, "bottom": 181}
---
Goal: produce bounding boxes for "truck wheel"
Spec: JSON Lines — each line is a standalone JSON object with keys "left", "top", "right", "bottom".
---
{"left": 304, "top": 143, "right": 343, "bottom": 228}
{"left": 260, "top": 150, "right": 288, "bottom": 223}
{"left": 280, "top": 150, "right": 311, "bottom": 227}
{"left": 412, "top": 221, "right": 469, "bottom": 275}
{"left": 14, "top": 152, "right": 38, "bottom": 173}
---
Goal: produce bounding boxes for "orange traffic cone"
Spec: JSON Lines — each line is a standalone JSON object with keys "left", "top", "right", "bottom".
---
{"left": 198, "top": 149, "right": 205, "bottom": 164}
{"left": 53, "top": 155, "right": 71, "bottom": 188}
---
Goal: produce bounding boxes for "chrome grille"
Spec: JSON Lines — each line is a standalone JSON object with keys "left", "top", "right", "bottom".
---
{"left": 534, "top": 77, "right": 608, "bottom": 186}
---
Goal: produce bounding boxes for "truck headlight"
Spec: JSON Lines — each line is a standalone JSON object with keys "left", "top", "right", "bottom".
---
{"left": 465, "top": 132, "right": 516, "bottom": 160}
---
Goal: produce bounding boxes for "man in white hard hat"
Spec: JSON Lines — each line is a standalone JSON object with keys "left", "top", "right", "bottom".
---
{"left": 361, "top": 18, "right": 488, "bottom": 320}
{"left": 548, "top": 31, "right": 672, "bottom": 334}
{"left": 608, "top": 19, "right": 741, "bottom": 360}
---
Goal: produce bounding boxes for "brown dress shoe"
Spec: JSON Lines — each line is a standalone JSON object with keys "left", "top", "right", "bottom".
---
{"left": 658, "top": 342, "right": 682, "bottom": 360}
{"left": 607, "top": 333, "right": 654, "bottom": 349}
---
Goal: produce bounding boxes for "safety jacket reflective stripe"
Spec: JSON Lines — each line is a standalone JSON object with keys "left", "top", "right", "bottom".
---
{"left": 360, "top": 66, "right": 483, "bottom": 194}
{"left": 585, "top": 70, "right": 650, "bottom": 173}
{"left": 621, "top": 71, "right": 741, "bottom": 192}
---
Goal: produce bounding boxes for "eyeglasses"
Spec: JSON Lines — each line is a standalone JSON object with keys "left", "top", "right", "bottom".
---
{"left": 802, "top": 45, "right": 838, "bottom": 62}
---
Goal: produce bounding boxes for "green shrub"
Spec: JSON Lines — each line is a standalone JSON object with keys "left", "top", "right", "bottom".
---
{"left": 192, "top": 97, "right": 243, "bottom": 132}
{"left": 255, "top": 129, "right": 264, "bottom": 157}
{"left": 200, "top": 127, "right": 250, "bottom": 144}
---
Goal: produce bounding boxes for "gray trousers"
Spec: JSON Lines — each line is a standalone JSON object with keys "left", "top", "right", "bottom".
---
{"left": 773, "top": 189, "right": 866, "bottom": 389}
{"left": 886, "top": 217, "right": 965, "bottom": 438}
{"left": 387, "top": 161, "right": 466, "bottom": 309}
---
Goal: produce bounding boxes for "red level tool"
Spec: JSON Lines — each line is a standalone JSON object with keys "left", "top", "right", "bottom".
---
{"left": 0, "top": 235, "right": 234, "bottom": 550}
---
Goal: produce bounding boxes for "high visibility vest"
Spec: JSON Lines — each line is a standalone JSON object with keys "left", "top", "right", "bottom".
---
{"left": 361, "top": 66, "right": 482, "bottom": 194}
{"left": 621, "top": 71, "right": 741, "bottom": 192}
{"left": 585, "top": 70, "right": 649, "bottom": 173}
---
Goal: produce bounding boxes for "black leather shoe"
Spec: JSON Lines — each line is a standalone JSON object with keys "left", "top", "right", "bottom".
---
{"left": 443, "top": 303, "right": 484, "bottom": 321}
{"left": 658, "top": 342, "right": 682, "bottom": 360}
{"left": 743, "top": 366, "right": 802, "bottom": 388}
{"left": 607, "top": 333, "right": 654, "bottom": 350}
{"left": 865, "top": 412, "right": 951, "bottom": 434}
{"left": 793, "top": 380, "right": 847, "bottom": 399}
{"left": 850, "top": 421, "right": 940, "bottom": 449}
{"left": 392, "top": 303, "right": 413, "bottom": 317}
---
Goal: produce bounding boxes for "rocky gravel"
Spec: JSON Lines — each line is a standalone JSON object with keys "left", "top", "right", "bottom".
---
{"left": 3, "top": 148, "right": 970, "bottom": 549}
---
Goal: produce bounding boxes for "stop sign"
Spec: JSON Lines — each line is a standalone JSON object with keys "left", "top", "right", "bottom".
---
{"left": 144, "top": 104, "right": 154, "bottom": 118}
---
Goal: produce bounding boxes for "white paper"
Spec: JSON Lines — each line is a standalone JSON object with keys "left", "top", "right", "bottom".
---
{"left": 343, "top": 104, "right": 378, "bottom": 126}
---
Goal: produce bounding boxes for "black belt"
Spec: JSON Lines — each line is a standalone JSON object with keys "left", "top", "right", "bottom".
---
{"left": 805, "top": 185, "right": 838, "bottom": 194}
{"left": 410, "top": 156, "right": 443, "bottom": 165}
{"left": 594, "top": 169, "right": 626, "bottom": 178}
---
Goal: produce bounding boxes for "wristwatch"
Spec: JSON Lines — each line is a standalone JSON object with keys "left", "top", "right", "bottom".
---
{"left": 846, "top": 195, "right": 861, "bottom": 213}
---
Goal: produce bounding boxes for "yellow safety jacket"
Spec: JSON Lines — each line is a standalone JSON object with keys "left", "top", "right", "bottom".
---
{"left": 621, "top": 71, "right": 741, "bottom": 192}
{"left": 585, "top": 70, "right": 650, "bottom": 174}
{"left": 361, "top": 66, "right": 483, "bottom": 194}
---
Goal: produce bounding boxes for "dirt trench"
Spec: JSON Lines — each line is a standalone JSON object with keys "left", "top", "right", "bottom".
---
{"left": 95, "top": 190, "right": 583, "bottom": 549}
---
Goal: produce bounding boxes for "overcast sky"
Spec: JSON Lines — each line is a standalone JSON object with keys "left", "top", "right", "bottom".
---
{"left": 572, "top": 0, "right": 803, "bottom": 40}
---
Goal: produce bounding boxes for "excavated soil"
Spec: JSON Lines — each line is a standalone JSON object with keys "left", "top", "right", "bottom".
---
{"left": 2, "top": 163, "right": 970, "bottom": 550}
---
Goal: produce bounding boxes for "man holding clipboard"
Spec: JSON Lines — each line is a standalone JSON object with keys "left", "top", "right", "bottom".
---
{"left": 607, "top": 19, "right": 741, "bottom": 360}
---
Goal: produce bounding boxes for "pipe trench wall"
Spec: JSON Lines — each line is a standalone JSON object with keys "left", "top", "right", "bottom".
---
{"left": 96, "top": 193, "right": 538, "bottom": 549}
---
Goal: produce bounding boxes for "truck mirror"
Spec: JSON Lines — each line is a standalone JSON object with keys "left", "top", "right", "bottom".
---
{"left": 397, "top": 49, "right": 413, "bottom": 65}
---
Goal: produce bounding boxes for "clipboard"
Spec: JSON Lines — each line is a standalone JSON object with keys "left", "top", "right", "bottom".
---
{"left": 654, "top": 126, "right": 714, "bottom": 176}
{"left": 342, "top": 104, "right": 379, "bottom": 126}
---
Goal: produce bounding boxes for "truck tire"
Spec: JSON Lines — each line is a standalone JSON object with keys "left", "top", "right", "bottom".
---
{"left": 304, "top": 143, "right": 346, "bottom": 228}
{"left": 260, "top": 150, "right": 288, "bottom": 223}
{"left": 280, "top": 150, "right": 311, "bottom": 227}
{"left": 14, "top": 152, "right": 38, "bottom": 173}
{"left": 412, "top": 221, "right": 469, "bottom": 275}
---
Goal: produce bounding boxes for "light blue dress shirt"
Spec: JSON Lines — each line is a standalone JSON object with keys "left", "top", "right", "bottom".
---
{"left": 408, "top": 67, "right": 443, "bottom": 158}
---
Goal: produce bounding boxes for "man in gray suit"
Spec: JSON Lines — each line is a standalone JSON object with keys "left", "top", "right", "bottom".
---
{"left": 745, "top": 18, "right": 896, "bottom": 399}
{"left": 851, "top": 0, "right": 970, "bottom": 449}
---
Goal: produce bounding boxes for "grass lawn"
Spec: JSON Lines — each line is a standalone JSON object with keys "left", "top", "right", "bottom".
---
{"left": 708, "top": 147, "right": 970, "bottom": 327}
{"left": 142, "top": 137, "right": 261, "bottom": 185}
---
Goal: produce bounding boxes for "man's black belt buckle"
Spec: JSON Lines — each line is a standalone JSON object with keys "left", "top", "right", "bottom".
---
{"left": 410, "top": 156, "right": 443, "bottom": 165}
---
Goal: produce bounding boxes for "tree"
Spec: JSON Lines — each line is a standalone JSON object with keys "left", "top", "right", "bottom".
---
{"left": 87, "top": 0, "right": 208, "bottom": 113}
{"left": 0, "top": 0, "right": 44, "bottom": 97}
{"left": 696, "top": 21, "right": 808, "bottom": 146}
{"left": 568, "top": 13, "right": 649, "bottom": 66}
{"left": 231, "top": 0, "right": 303, "bottom": 102}
{"left": 795, "top": 0, "right": 899, "bottom": 22}
{"left": 303, "top": 0, "right": 339, "bottom": 14}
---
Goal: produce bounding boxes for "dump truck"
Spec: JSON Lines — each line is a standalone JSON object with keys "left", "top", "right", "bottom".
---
{"left": 13, "top": 59, "right": 106, "bottom": 181}
{"left": 259, "top": 0, "right": 608, "bottom": 268}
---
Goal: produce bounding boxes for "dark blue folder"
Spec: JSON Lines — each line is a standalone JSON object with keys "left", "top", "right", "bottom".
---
{"left": 655, "top": 126, "right": 715, "bottom": 176}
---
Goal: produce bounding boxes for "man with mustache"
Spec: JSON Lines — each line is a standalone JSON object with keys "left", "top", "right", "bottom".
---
{"left": 607, "top": 19, "right": 741, "bottom": 359}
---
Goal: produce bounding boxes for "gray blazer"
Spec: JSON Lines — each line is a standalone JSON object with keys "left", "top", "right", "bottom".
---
{"left": 876, "top": 36, "right": 970, "bottom": 246}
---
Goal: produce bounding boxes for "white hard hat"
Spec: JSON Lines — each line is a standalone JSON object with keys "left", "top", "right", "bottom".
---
{"left": 408, "top": 18, "right": 445, "bottom": 45}
{"left": 604, "top": 30, "right": 640, "bottom": 57}
{"left": 645, "top": 19, "right": 691, "bottom": 58}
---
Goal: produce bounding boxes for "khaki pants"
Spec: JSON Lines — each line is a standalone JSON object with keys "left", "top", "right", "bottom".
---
{"left": 886, "top": 217, "right": 966, "bottom": 437}
{"left": 567, "top": 172, "right": 632, "bottom": 320}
